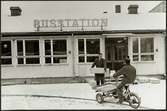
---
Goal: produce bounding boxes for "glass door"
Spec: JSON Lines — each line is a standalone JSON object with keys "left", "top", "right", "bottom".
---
{"left": 105, "top": 37, "right": 128, "bottom": 71}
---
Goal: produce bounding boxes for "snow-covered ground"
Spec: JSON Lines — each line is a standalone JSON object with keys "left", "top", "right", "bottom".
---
{"left": 1, "top": 80, "right": 166, "bottom": 110}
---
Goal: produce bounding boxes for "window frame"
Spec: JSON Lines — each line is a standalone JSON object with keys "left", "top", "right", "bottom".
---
{"left": 16, "top": 39, "right": 40, "bottom": 65}
{"left": 1, "top": 40, "right": 13, "bottom": 66}
{"left": 132, "top": 37, "right": 155, "bottom": 62}
{"left": 115, "top": 5, "right": 121, "bottom": 13}
{"left": 78, "top": 38, "right": 100, "bottom": 63}
{"left": 44, "top": 39, "right": 68, "bottom": 64}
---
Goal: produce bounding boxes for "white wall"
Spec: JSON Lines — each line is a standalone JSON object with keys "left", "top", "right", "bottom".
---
{"left": 1, "top": 65, "right": 73, "bottom": 79}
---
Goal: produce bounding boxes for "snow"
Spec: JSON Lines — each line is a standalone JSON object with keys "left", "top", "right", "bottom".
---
{"left": 1, "top": 80, "right": 166, "bottom": 110}
{"left": 130, "top": 80, "right": 166, "bottom": 109}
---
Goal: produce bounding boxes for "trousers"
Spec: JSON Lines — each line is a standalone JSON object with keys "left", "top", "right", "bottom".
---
{"left": 95, "top": 73, "right": 104, "bottom": 86}
{"left": 117, "top": 79, "right": 130, "bottom": 102}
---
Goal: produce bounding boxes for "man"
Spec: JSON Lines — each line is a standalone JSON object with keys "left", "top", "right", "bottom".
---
{"left": 113, "top": 57, "right": 136, "bottom": 104}
{"left": 91, "top": 53, "right": 107, "bottom": 86}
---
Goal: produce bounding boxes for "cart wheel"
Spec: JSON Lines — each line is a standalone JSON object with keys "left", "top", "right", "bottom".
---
{"left": 128, "top": 92, "right": 141, "bottom": 109}
{"left": 96, "top": 93, "right": 104, "bottom": 104}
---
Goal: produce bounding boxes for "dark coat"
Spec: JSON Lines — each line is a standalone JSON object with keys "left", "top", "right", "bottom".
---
{"left": 113, "top": 64, "right": 136, "bottom": 83}
{"left": 91, "top": 58, "right": 107, "bottom": 70}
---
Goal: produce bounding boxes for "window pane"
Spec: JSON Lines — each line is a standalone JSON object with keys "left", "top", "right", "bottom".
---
{"left": 86, "top": 39, "right": 100, "bottom": 54}
{"left": 78, "top": 39, "right": 84, "bottom": 54}
{"left": 79, "top": 56, "right": 85, "bottom": 63}
{"left": 115, "top": 45, "right": 126, "bottom": 60}
{"left": 141, "top": 38, "right": 154, "bottom": 53}
{"left": 115, "top": 5, "right": 121, "bottom": 13}
{"left": 45, "top": 57, "right": 51, "bottom": 63}
{"left": 1, "top": 58, "right": 12, "bottom": 64}
{"left": 45, "top": 40, "right": 51, "bottom": 55}
{"left": 17, "top": 40, "right": 23, "bottom": 56}
{"left": 53, "top": 40, "right": 67, "bottom": 55}
{"left": 132, "top": 38, "right": 138, "bottom": 53}
{"left": 18, "top": 58, "right": 24, "bottom": 64}
{"left": 133, "top": 55, "right": 139, "bottom": 61}
{"left": 53, "top": 57, "right": 67, "bottom": 63}
{"left": 1, "top": 41, "right": 11, "bottom": 56}
{"left": 26, "top": 58, "right": 40, "bottom": 64}
{"left": 25, "top": 40, "right": 39, "bottom": 56}
{"left": 141, "top": 55, "right": 154, "bottom": 61}
{"left": 87, "top": 56, "right": 98, "bottom": 62}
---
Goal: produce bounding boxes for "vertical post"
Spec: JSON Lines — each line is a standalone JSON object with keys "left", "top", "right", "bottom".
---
{"left": 40, "top": 39, "right": 44, "bottom": 65}
{"left": 71, "top": 33, "right": 77, "bottom": 77}
{"left": 12, "top": 39, "right": 17, "bottom": 67}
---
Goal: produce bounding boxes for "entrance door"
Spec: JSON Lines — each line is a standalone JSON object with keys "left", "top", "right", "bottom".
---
{"left": 105, "top": 38, "right": 128, "bottom": 71}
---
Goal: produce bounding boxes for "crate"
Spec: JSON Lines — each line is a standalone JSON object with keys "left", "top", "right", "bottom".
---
{"left": 90, "top": 68, "right": 105, "bottom": 74}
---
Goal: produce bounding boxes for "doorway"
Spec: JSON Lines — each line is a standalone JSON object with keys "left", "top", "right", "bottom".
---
{"left": 105, "top": 37, "right": 128, "bottom": 71}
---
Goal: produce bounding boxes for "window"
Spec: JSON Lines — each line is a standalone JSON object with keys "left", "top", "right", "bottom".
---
{"left": 132, "top": 38, "right": 139, "bottom": 61}
{"left": 17, "top": 40, "right": 40, "bottom": 64}
{"left": 128, "top": 5, "right": 138, "bottom": 14}
{"left": 140, "top": 38, "right": 154, "bottom": 61}
{"left": 1, "top": 41, "right": 12, "bottom": 65}
{"left": 10, "top": 6, "right": 22, "bottom": 16}
{"left": 115, "top": 5, "right": 121, "bottom": 13}
{"left": 132, "top": 37, "right": 154, "bottom": 61}
{"left": 44, "top": 39, "right": 67, "bottom": 64}
{"left": 78, "top": 38, "right": 100, "bottom": 63}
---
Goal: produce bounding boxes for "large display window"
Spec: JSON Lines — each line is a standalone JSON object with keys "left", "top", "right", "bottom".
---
{"left": 132, "top": 37, "right": 154, "bottom": 61}
{"left": 78, "top": 38, "right": 100, "bottom": 63}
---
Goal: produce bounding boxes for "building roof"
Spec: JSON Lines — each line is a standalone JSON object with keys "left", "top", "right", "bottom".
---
{"left": 1, "top": 13, "right": 165, "bottom": 33}
{"left": 149, "top": 1, "right": 166, "bottom": 13}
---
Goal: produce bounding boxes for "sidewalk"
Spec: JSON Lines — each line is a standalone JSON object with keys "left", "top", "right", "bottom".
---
{"left": 2, "top": 83, "right": 135, "bottom": 109}
{"left": 1, "top": 78, "right": 166, "bottom": 109}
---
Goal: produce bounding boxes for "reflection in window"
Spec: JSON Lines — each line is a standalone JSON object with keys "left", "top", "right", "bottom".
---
{"left": 45, "top": 57, "right": 51, "bottom": 63}
{"left": 115, "top": 45, "right": 125, "bottom": 60}
{"left": 53, "top": 57, "right": 67, "bottom": 63}
{"left": 25, "top": 40, "right": 39, "bottom": 56}
{"left": 141, "top": 55, "right": 154, "bottom": 61}
{"left": 79, "top": 56, "right": 85, "bottom": 63}
{"left": 133, "top": 55, "right": 139, "bottom": 61}
{"left": 17, "top": 40, "right": 23, "bottom": 56}
{"left": 1, "top": 41, "right": 12, "bottom": 65}
{"left": 86, "top": 39, "right": 100, "bottom": 54}
{"left": 45, "top": 40, "right": 51, "bottom": 55}
{"left": 44, "top": 39, "right": 67, "bottom": 64}
{"left": 78, "top": 38, "right": 100, "bottom": 63}
{"left": 26, "top": 58, "right": 40, "bottom": 64}
{"left": 53, "top": 40, "right": 67, "bottom": 55}
{"left": 18, "top": 58, "right": 24, "bottom": 64}
{"left": 78, "top": 39, "right": 84, "bottom": 54}
{"left": 87, "top": 56, "right": 98, "bottom": 62}
{"left": 17, "top": 40, "right": 40, "bottom": 64}
{"left": 1, "top": 58, "right": 12, "bottom": 64}
{"left": 141, "top": 38, "right": 154, "bottom": 53}
{"left": 132, "top": 37, "right": 154, "bottom": 61}
{"left": 133, "top": 38, "right": 138, "bottom": 53}
{"left": 1, "top": 41, "right": 11, "bottom": 56}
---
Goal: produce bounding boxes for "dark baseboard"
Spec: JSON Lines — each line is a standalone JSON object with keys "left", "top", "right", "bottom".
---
{"left": 1, "top": 76, "right": 87, "bottom": 86}
{"left": 1, "top": 74, "right": 165, "bottom": 86}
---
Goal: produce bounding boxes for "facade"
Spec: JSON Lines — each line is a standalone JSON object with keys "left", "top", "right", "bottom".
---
{"left": 1, "top": 3, "right": 166, "bottom": 80}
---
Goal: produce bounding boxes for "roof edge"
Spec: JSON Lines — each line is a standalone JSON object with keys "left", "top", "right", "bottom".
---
{"left": 1, "top": 29, "right": 165, "bottom": 37}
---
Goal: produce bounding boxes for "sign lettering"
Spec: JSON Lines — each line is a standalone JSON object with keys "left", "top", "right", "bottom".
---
{"left": 34, "top": 18, "right": 108, "bottom": 31}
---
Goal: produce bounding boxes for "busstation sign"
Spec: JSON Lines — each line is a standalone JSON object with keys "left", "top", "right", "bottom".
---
{"left": 34, "top": 18, "right": 108, "bottom": 31}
